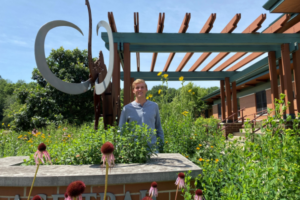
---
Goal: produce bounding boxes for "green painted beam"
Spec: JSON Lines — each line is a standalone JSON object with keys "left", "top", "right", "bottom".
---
{"left": 105, "top": 43, "right": 282, "bottom": 52}
{"left": 102, "top": 32, "right": 300, "bottom": 46}
{"left": 120, "top": 72, "right": 239, "bottom": 81}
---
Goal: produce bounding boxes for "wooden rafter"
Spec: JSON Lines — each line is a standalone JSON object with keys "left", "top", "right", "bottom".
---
{"left": 226, "top": 14, "right": 290, "bottom": 71}
{"left": 211, "top": 14, "right": 266, "bottom": 72}
{"left": 189, "top": 14, "right": 241, "bottom": 72}
{"left": 285, "top": 21, "right": 300, "bottom": 33}
{"left": 176, "top": 13, "right": 216, "bottom": 72}
{"left": 163, "top": 13, "right": 191, "bottom": 72}
{"left": 108, "top": 12, "right": 117, "bottom": 32}
{"left": 256, "top": 79, "right": 268, "bottom": 82}
{"left": 134, "top": 12, "right": 140, "bottom": 72}
{"left": 150, "top": 13, "right": 165, "bottom": 72}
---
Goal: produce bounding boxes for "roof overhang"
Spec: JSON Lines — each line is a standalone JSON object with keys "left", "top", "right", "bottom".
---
{"left": 263, "top": 0, "right": 300, "bottom": 13}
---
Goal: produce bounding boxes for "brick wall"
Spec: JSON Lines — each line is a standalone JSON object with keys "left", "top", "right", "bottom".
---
{"left": 0, "top": 181, "right": 185, "bottom": 200}
{"left": 212, "top": 104, "right": 218, "bottom": 119}
{"left": 240, "top": 93, "right": 256, "bottom": 120}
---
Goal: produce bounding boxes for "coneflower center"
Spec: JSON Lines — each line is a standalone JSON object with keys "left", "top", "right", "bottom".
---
{"left": 196, "top": 189, "right": 203, "bottom": 196}
{"left": 151, "top": 182, "right": 157, "bottom": 188}
{"left": 101, "top": 142, "right": 114, "bottom": 154}
{"left": 178, "top": 172, "right": 185, "bottom": 179}
{"left": 37, "top": 143, "right": 46, "bottom": 151}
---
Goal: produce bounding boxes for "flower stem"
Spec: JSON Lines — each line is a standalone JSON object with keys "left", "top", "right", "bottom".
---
{"left": 174, "top": 183, "right": 179, "bottom": 200}
{"left": 27, "top": 163, "right": 40, "bottom": 200}
{"left": 104, "top": 158, "right": 109, "bottom": 200}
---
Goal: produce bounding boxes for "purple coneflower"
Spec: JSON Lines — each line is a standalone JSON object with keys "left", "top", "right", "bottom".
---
{"left": 34, "top": 143, "right": 52, "bottom": 165}
{"left": 149, "top": 182, "right": 158, "bottom": 198}
{"left": 32, "top": 195, "right": 41, "bottom": 200}
{"left": 101, "top": 141, "right": 115, "bottom": 168}
{"left": 194, "top": 189, "right": 204, "bottom": 200}
{"left": 175, "top": 172, "right": 185, "bottom": 200}
{"left": 65, "top": 181, "right": 86, "bottom": 200}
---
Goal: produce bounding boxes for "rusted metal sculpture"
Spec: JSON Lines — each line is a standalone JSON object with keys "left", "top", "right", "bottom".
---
{"left": 34, "top": 0, "right": 118, "bottom": 130}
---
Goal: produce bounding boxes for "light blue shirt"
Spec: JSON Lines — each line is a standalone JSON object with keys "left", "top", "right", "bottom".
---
{"left": 118, "top": 100, "right": 164, "bottom": 147}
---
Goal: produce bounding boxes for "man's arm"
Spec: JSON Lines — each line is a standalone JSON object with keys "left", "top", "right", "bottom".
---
{"left": 155, "top": 105, "right": 164, "bottom": 147}
{"left": 118, "top": 107, "right": 127, "bottom": 129}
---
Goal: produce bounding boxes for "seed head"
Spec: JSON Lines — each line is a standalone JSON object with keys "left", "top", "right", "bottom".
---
{"left": 38, "top": 143, "right": 46, "bottom": 151}
{"left": 101, "top": 142, "right": 114, "bottom": 154}
{"left": 178, "top": 172, "right": 185, "bottom": 179}
{"left": 196, "top": 189, "right": 203, "bottom": 196}
{"left": 32, "top": 195, "right": 42, "bottom": 200}
{"left": 151, "top": 181, "right": 157, "bottom": 188}
{"left": 66, "top": 181, "right": 86, "bottom": 197}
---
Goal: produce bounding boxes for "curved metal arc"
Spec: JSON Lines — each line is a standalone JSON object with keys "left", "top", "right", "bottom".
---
{"left": 34, "top": 20, "right": 91, "bottom": 95}
{"left": 95, "top": 20, "right": 114, "bottom": 95}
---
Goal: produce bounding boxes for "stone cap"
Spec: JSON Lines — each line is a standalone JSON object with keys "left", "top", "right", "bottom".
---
{"left": 0, "top": 153, "right": 202, "bottom": 187}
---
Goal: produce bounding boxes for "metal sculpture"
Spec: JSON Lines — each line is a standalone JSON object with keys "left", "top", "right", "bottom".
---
{"left": 34, "top": 0, "right": 116, "bottom": 130}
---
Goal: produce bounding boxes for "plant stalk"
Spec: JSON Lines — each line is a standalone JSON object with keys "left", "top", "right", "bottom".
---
{"left": 104, "top": 158, "right": 109, "bottom": 200}
{"left": 27, "top": 163, "right": 40, "bottom": 200}
{"left": 174, "top": 183, "right": 179, "bottom": 200}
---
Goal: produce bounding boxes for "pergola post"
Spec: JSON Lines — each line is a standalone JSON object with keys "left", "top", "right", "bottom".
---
{"left": 113, "top": 43, "right": 121, "bottom": 122}
{"left": 232, "top": 81, "right": 238, "bottom": 122}
{"left": 292, "top": 45, "right": 300, "bottom": 117}
{"left": 124, "top": 43, "right": 131, "bottom": 106}
{"left": 281, "top": 44, "right": 295, "bottom": 118}
{"left": 225, "top": 77, "right": 232, "bottom": 122}
{"left": 220, "top": 80, "right": 226, "bottom": 122}
{"left": 278, "top": 59, "right": 286, "bottom": 118}
{"left": 130, "top": 77, "right": 135, "bottom": 102}
{"left": 268, "top": 51, "right": 279, "bottom": 117}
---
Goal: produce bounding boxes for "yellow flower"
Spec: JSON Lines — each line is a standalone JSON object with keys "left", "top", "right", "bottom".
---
{"left": 195, "top": 134, "right": 197, "bottom": 136}
{"left": 1, "top": 123, "right": 4, "bottom": 126}
{"left": 27, "top": 139, "right": 33, "bottom": 143}
{"left": 149, "top": 94, "right": 153, "bottom": 98}
{"left": 28, "top": 132, "right": 31, "bottom": 134}
{"left": 215, "top": 159, "right": 219, "bottom": 163}
{"left": 188, "top": 89, "right": 192, "bottom": 93}
{"left": 18, "top": 135, "right": 23, "bottom": 139}
{"left": 37, "top": 132, "right": 41, "bottom": 135}
{"left": 146, "top": 97, "right": 149, "bottom": 100}
{"left": 196, "top": 147, "right": 200, "bottom": 150}
{"left": 206, "top": 160, "right": 209, "bottom": 162}
{"left": 8, "top": 124, "right": 10, "bottom": 127}
{"left": 157, "top": 72, "right": 162, "bottom": 76}
{"left": 199, "top": 158, "right": 203, "bottom": 161}
{"left": 158, "top": 89, "right": 162, "bottom": 94}
{"left": 179, "top": 76, "right": 184, "bottom": 81}
{"left": 165, "top": 141, "right": 168, "bottom": 144}
{"left": 192, "top": 92, "right": 195, "bottom": 95}
{"left": 185, "top": 155, "right": 189, "bottom": 158}
{"left": 68, "top": 134, "right": 71, "bottom": 138}
{"left": 163, "top": 74, "right": 168, "bottom": 78}
{"left": 199, "top": 144, "right": 202, "bottom": 147}
{"left": 218, "top": 169, "right": 223, "bottom": 172}
{"left": 58, "top": 126, "right": 61, "bottom": 129}
{"left": 211, "top": 146, "right": 214, "bottom": 148}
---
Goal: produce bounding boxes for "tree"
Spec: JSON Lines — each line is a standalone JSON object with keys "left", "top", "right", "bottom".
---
{"left": 11, "top": 47, "right": 95, "bottom": 131}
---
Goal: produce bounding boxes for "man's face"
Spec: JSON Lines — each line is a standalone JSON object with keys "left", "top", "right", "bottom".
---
{"left": 133, "top": 82, "right": 147, "bottom": 99}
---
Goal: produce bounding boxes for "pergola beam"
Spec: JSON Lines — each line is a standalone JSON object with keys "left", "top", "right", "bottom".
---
{"left": 134, "top": 12, "right": 140, "bottom": 72}
{"left": 199, "top": 14, "right": 241, "bottom": 72}
{"left": 176, "top": 13, "right": 216, "bottom": 72}
{"left": 163, "top": 13, "right": 191, "bottom": 72}
{"left": 150, "top": 13, "right": 165, "bottom": 72}
{"left": 212, "top": 14, "right": 266, "bottom": 71}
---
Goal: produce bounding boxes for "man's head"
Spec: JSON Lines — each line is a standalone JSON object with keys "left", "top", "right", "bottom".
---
{"left": 132, "top": 79, "right": 148, "bottom": 99}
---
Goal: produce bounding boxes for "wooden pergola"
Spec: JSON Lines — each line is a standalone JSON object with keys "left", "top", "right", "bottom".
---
{"left": 103, "top": 12, "right": 300, "bottom": 123}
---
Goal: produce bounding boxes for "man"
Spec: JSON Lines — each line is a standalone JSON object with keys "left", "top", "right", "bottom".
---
{"left": 118, "top": 79, "right": 164, "bottom": 151}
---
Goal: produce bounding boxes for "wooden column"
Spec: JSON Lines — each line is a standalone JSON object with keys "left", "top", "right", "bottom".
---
{"left": 281, "top": 44, "right": 295, "bottom": 118}
{"left": 279, "top": 59, "right": 286, "bottom": 118}
{"left": 232, "top": 81, "right": 238, "bottom": 122}
{"left": 268, "top": 51, "right": 279, "bottom": 117}
{"left": 113, "top": 43, "right": 121, "bottom": 123}
{"left": 220, "top": 80, "right": 226, "bottom": 122}
{"left": 130, "top": 77, "right": 135, "bottom": 102}
{"left": 292, "top": 45, "right": 300, "bottom": 116}
{"left": 123, "top": 43, "right": 131, "bottom": 106}
{"left": 225, "top": 77, "right": 232, "bottom": 122}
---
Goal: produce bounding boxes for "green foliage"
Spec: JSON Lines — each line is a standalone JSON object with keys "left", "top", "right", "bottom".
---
{"left": 10, "top": 47, "right": 95, "bottom": 131}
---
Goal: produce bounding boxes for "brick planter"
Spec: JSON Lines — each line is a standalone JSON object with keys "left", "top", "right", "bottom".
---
{"left": 220, "top": 122, "right": 243, "bottom": 139}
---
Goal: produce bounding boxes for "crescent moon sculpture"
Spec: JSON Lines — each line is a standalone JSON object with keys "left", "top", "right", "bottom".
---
{"left": 34, "top": 20, "right": 114, "bottom": 95}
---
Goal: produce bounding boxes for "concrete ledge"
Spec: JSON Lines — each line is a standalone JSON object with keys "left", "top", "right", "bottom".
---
{"left": 0, "top": 153, "right": 202, "bottom": 187}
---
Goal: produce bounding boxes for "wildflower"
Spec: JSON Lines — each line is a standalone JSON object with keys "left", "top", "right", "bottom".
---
{"left": 192, "top": 92, "right": 195, "bottom": 95}
{"left": 163, "top": 74, "right": 168, "bottom": 78}
{"left": 8, "top": 124, "right": 10, "bottom": 127}
{"left": 179, "top": 76, "right": 184, "bottom": 81}
{"left": 195, "top": 134, "right": 197, "bottom": 136}
{"left": 185, "top": 155, "right": 189, "bottom": 158}
{"left": 149, "top": 182, "right": 158, "bottom": 198}
{"left": 76, "top": 154, "right": 80, "bottom": 158}
{"left": 199, "top": 144, "right": 202, "bottom": 147}
{"left": 146, "top": 97, "right": 149, "bottom": 100}
{"left": 18, "top": 135, "right": 23, "bottom": 139}
{"left": 206, "top": 160, "right": 209, "bottom": 162}
{"left": 211, "top": 146, "right": 214, "bottom": 148}
{"left": 175, "top": 172, "right": 185, "bottom": 189}
{"left": 215, "top": 159, "right": 219, "bottom": 163}
{"left": 158, "top": 89, "right": 162, "bottom": 94}
{"left": 188, "top": 89, "right": 192, "bottom": 93}
{"left": 165, "top": 141, "right": 168, "bottom": 144}
{"left": 32, "top": 129, "right": 38, "bottom": 135}
{"left": 196, "top": 147, "right": 200, "bottom": 150}
{"left": 34, "top": 143, "right": 52, "bottom": 165}
{"left": 194, "top": 189, "right": 203, "bottom": 200}
{"left": 218, "top": 169, "right": 223, "bottom": 172}
{"left": 32, "top": 195, "right": 42, "bottom": 200}
{"left": 58, "top": 126, "right": 61, "bottom": 129}
{"left": 198, "top": 158, "right": 203, "bottom": 161}
{"left": 68, "top": 134, "right": 71, "bottom": 138}
{"left": 149, "top": 94, "right": 153, "bottom": 98}
{"left": 64, "top": 192, "right": 68, "bottom": 200}
{"left": 65, "top": 181, "right": 86, "bottom": 200}
{"left": 157, "top": 72, "right": 162, "bottom": 76}
{"left": 27, "top": 139, "right": 33, "bottom": 143}
{"left": 1, "top": 123, "right": 4, "bottom": 126}
{"left": 101, "top": 141, "right": 115, "bottom": 200}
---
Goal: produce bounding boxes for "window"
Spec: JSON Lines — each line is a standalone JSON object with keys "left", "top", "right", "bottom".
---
{"left": 218, "top": 103, "right": 221, "bottom": 119}
{"left": 256, "top": 90, "right": 267, "bottom": 113}
{"left": 205, "top": 109, "right": 209, "bottom": 118}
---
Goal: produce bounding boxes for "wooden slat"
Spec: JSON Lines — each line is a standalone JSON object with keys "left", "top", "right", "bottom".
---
{"left": 163, "top": 13, "right": 191, "bottom": 72}
{"left": 176, "top": 13, "right": 216, "bottom": 72}
{"left": 220, "top": 80, "right": 226, "bottom": 121}
{"left": 124, "top": 43, "right": 131, "bottom": 106}
{"left": 190, "top": 14, "right": 241, "bottom": 72}
{"left": 212, "top": 14, "right": 266, "bottom": 71}
{"left": 226, "top": 14, "right": 290, "bottom": 71}
{"left": 134, "top": 12, "right": 140, "bottom": 72}
{"left": 225, "top": 77, "right": 232, "bottom": 122}
{"left": 150, "top": 13, "right": 165, "bottom": 72}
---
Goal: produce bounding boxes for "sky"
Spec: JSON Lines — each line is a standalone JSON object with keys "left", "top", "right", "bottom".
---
{"left": 0, "top": 0, "right": 281, "bottom": 90}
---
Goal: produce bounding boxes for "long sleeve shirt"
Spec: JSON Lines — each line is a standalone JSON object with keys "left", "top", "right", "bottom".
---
{"left": 118, "top": 100, "right": 164, "bottom": 147}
